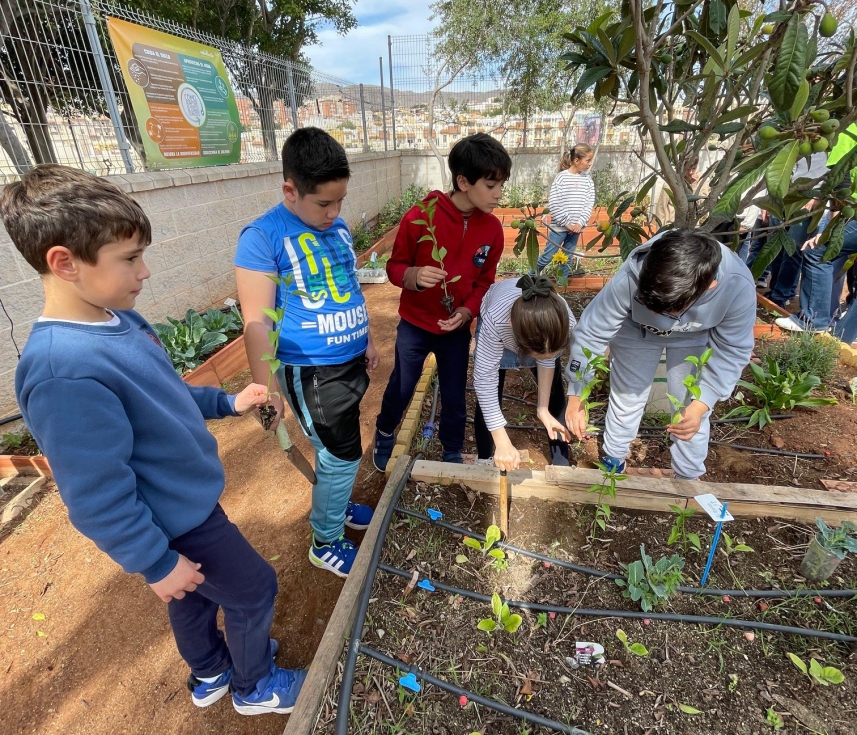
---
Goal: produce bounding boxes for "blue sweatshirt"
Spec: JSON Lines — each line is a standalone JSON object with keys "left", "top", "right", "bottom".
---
{"left": 15, "top": 310, "right": 238, "bottom": 583}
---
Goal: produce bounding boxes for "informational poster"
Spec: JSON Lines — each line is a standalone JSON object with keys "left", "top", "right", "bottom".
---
{"left": 107, "top": 17, "right": 242, "bottom": 169}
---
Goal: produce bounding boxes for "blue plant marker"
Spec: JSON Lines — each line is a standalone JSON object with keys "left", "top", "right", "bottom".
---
{"left": 399, "top": 672, "right": 421, "bottom": 692}
{"left": 426, "top": 508, "right": 443, "bottom": 522}
{"left": 700, "top": 501, "right": 729, "bottom": 587}
{"left": 417, "top": 579, "right": 435, "bottom": 593}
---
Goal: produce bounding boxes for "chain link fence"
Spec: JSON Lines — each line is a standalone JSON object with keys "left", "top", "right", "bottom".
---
{"left": 0, "top": 0, "right": 390, "bottom": 183}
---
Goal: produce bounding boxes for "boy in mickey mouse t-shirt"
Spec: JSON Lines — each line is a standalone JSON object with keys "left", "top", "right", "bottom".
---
{"left": 373, "top": 133, "right": 511, "bottom": 470}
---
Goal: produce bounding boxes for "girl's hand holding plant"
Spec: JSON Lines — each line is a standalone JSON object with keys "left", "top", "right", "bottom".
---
{"left": 565, "top": 395, "right": 589, "bottom": 440}
{"left": 537, "top": 406, "right": 571, "bottom": 443}
{"left": 233, "top": 383, "right": 272, "bottom": 415}
{"left": 666, "top": 400, "right": 709, "bottom": 441}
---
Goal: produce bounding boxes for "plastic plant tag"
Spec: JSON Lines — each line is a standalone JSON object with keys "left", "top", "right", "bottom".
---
{"left": 417, "top": 579, "right": 435, "bottom": 593}
{"left": 224, "top": 297, "right": 237, "bottom": 307}
{"left": 693, "top": 494, "right": 734, "bottom": 522}
{"left": 426, "top": 509, "right": 443, "bottom": 521}
{"left": 566, "top": 641, "right": 605, "bottom": 669}
{"left": 398, "top": 672, "right": 420, "bottom": 692}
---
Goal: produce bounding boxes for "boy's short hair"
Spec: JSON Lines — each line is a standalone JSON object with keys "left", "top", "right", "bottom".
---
{"left": 636, "top": 229, "right": 722, "bottom": 314}
{"left": 448, "top": 133, "right": 512, "bottom": 191}
{"left": 0, "top": 164, "right": 151, "bottom": 275}
{"left": 282, "top": 127, "right": 351, "bottom": 196}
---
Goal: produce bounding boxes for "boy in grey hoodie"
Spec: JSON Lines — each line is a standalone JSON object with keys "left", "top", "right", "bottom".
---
{"left": 564, "top": 229, "right": 756, "bottom": 479}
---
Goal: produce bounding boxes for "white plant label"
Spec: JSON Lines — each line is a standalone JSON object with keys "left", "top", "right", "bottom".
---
{"left": 694, "top": 493, "right": 734, "bottom": 522}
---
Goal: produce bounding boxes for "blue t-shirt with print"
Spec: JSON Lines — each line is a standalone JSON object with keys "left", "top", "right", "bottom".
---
{"left": 235, "top": 203, "right": 369, "bottom": 366}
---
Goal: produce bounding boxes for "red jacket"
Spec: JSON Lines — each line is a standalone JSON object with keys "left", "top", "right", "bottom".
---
{"left": 386, "top": 191, "right": 504, "bottom": 334}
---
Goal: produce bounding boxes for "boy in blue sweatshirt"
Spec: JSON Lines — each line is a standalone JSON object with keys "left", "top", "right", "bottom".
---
{"left": 2, "top": 165, "right": 306, "bottom": 716}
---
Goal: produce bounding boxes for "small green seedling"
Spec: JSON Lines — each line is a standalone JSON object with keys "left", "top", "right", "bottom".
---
{"left": 814, "top": 518, "right": 857, "bottom": 559}
{"left": 727, "top": 673, "right": 739, "bottom": 692}
{"left": 616, "top": 544, "right": 685, "bottom": 612}
{"left": 765, "top": 707, "right": 784, "bottom": 730}
{"left": 477, "top": 592, "right": 523, "bottom": 634}
{"left": 575, "top": 347, "right": 610, "bottom": 434}
{"left": 462, "top": 525, "right": 507, "bottom": 568}
{"left": 587, "top": 461, "right": 627, "bottom": 541}
{"left": 615, "top": 628, "right": 648, "bottom": 656}
{"left": 414, "top": 198, "right": 461, "bottom": 313}
{"left": 787, "top": 652, "right": 845, "bottom": 686}
{"left": 666, "top": 348, "right": 713, "bottom": 426}
{"left": 722, "top": 532, "right": 754, "bottom": 557}
{"left": 535, "top": 612, "right": 548, "bottom": 629}
{"left": 667, "top": 504, "right": 702, "bottom": 554}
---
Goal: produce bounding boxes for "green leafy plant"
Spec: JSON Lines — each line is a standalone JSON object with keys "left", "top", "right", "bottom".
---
{"left": 477, "top": 592, "right": 523, "bottom": 634}
{"left": 414, "top": 198, "right": 461, "bottom": 314}
{"left": 153, "top": 309, "right": 229, "bottom": 374}
{"left": 765, "top": 707, "right": 784, "bottom": 730}
{"left": 722, "top": 532, "right": 754, "bottom": 557}
{"left": 666, "top": 348, "right": 712, "bottom": 425}
{"left": 787, "top": 652, "right": 845, "bottom": 686}
{"left": 615, "top": 628, "right": 649, "bottom": 656}
{"left": 199, "top": 306, "right": 243, "bottom": 336}
{"left": 500, "top": 183, "right": 527, "bottom": 209}
{"left": 575, "top": 346, "right": 610, "bottom": 433}
{"left": 535, "top": 612, "right": 548, "bottom": 629}
{"left": 813, "top": 518, "right": 857, "bottom": 559}
{"left": 667, "top": 505, "right": 702, "bottom": 554}
{"left": 727, "top": 673, "right": 739, "bottom": 693}
{"left": 587, "top": 461, "right": 627, "bottom": 541}
{"left": 1, "top": 432, "right": 23, "bottom": 450}
{"left": 510, "top": 203, "right": 549, "bottom": 273}
{"left": 462, "top": 525, "right": 507, "bottom": 568}
{"left": 758, "top": 331, "right": 840, "bottom": 385}
{"left": 591, "top": 163, "right": 635, "bottom": 209}
{"left": 616, "top": 544, "right": 685, "bottom": 612}
{"left": 379, "top": 184, "right": 429, "bottom": 228}
{"left": 724, "top": 356, "right": 837, "bottom": 428}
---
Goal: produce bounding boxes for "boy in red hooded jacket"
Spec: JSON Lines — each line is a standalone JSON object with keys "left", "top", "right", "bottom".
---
{"left": 373, "top": 133, "right": 511, "bottom": 469}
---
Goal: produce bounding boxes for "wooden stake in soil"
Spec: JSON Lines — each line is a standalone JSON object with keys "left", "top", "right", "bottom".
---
{"left": 499, "top": 469, "right": 509, "bottom": 536}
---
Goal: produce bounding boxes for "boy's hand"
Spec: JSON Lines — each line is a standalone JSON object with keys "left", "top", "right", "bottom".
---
{"left": 565, "top": 396, "right": 589, "bottom": 441}
{"left": 234, "top": 383, "right": 270, "bottom": 414}
{"left": 365, "top": 342, "right": 380, "bottom": 372}
{"left": 437, "top": 307, "right": 471, "bottom": 332}
{"left": 667, "top": 400, "right": 709, "bottom": 441}
{"left": 149, "top": 554, "right": 205, "bottom": 603}
{"left": 537, "top": 407, "right": 571, "bottom": 443}
{"left": 255, "top": 392, "right": 284, "bottom": 431}
{"left": 416, "top": 266, "right": 447, "bottom": 289}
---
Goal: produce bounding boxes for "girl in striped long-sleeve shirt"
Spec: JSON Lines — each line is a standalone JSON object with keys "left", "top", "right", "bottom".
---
{"left": 472, "top": 275, "right": 576, "bottom": 471}
{"left": 536, "top": 144, "right": 595, "bottom": 279}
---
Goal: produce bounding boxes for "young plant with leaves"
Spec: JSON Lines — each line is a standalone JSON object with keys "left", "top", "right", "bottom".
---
{"left": 575, "top": 346, "right": 610, "bottom": 434}
{"left": 414, "top": 198, "right": 461, "bottom": 314}
{"left": 616, "top": 628, "right": 649, "bottom": 656}
{"left": 477, "top": 592, "right": 523, "bottom": 634}
{"left": 616, "top": 544, "right": 685, "bottom": 612}
{"left": 587, "top": 461, "right": 627, "bottom": 541}
{"left": 787, "top": 652, "right": 845, "bottom": 686}
{"left": 563, "top": 1, "right": 857, "bottom": 269}
{"left": 153, "top": 309, "right": 230, "bottom": 374}
{"left": 510, "top": 203, "right": 550, "bottom": 273}
{"left": 666, "top": 348, "right": 713, "bottom": 427}
{"left": 461, "top": 525, "right": 507, "bottom": 569}
{"left": 667, "top": 504, "right": 702, "bottom": 554}
{"left": 813, "top": 518, "right": 857, "bottom": 559}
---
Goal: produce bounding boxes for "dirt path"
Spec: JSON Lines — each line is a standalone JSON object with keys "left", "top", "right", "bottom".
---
{"left": 0, "top": 282, "right": 402, "bottom": 735}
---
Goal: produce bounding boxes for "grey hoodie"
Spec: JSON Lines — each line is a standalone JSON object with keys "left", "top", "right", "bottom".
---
{"left": 565, "top": 236, "right": 757, "bottom": 410}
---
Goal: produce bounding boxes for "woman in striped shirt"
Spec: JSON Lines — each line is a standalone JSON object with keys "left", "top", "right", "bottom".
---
{"left": 536, "top": 144, "right": 596, "bottom": 279}
{"left": 473, "top": 275, "right": 576, "bottom": 471}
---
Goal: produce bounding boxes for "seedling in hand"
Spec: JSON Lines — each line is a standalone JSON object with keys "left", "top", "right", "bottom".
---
{"left": 666, "top": 348, "right": 712, "bottom": 429}
{"left": 414, "top": 198, "right": 461, "bottom": 313}
{"left": 476, "top": 592, "right": 522, "bottom": 634}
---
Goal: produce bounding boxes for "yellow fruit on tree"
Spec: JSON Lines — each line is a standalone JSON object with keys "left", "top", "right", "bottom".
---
{"left": 761, "top": 23, "right": 774, "bottom": 34}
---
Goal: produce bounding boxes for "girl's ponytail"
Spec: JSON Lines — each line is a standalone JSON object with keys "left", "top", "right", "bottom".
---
{"left": 511, "top": 275, "right": 570, "bottom": 356}
{"left": 558, "top": 143, "right": 595, "bottom": 172}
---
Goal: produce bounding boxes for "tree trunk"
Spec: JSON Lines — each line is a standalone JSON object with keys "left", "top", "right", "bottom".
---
{"left": 0, "top": 108, "right": 33, "bottom": 174}
{"left": 17, "top": 85, "right": 56, "bottom": 165}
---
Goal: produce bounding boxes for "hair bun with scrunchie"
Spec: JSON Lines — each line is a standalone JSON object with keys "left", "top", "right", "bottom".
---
{"left": 516, "top": 274, "right": 554, "bottom": 301}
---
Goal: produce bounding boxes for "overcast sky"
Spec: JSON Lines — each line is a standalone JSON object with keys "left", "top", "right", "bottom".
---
{"left": 304, "top": 0, "right": 437, "bottom": 85}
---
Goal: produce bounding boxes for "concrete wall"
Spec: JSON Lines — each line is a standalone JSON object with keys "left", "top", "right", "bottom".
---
{"left": 0, "top": 151, "right": 402, "bottom": 417}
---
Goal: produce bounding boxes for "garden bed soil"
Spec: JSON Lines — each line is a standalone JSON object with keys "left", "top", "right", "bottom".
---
{"left": 315, "top": 478, "right": 857, "bottom": 735}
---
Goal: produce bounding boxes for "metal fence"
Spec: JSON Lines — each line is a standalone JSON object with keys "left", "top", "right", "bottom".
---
{"left": 388, "top": 34, "right": 637, "bottom": 153}
{"left": 0, "top": 0, "right": 392, "bottom": 182}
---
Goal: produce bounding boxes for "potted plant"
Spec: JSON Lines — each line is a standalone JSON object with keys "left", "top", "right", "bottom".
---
{"left": 801, "top": 518, "right": 857, "bottom": 582}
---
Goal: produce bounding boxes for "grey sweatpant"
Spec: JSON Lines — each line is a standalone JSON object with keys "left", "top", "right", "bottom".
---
{"left": 604, "top": 326, "right": 711, "bottom": 479}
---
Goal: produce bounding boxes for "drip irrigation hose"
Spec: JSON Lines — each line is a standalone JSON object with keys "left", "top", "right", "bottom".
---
{"left": 378, "top": 563, "right": 857, "bottom": 644}
{"left": 0, "top": 412, "right": 22, "bottom": 426}
{"left": 393, "top": 508, "right": 857, "bottom": 599}
{"left": 359, "top": 644, "right": 592, "bottom": 735}
{"left": 709, "top": 440, "right": 826, "bottom": 459}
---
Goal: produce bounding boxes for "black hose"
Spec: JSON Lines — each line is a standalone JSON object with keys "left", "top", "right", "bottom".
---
{"left": 378, "top": 564, "right": 857, "bottom": 643}
{"left": 710, "top": 440, "right": 826, "bottom": 459}
{"left": 393, "top": 507, "right": 857, "bottom": 599}
{"left": 0, "top": 412, "right": 22, "bottom": 426}
{"left": 334, "top": 454, "right": 423, "bottom": 735}
{"left": 360, "top": 645, "right": 592, "bottom": 735}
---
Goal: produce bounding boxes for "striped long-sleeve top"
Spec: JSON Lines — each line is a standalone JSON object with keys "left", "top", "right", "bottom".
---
{"left": 548, "top": 170, "right": 595, "bottom": 230}
{"left": 473, "top": 278, "right": 577, "bottom": 432}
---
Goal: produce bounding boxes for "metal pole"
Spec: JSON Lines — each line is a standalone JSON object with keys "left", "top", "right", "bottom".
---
{"left": 79, "top": 0, "right": 134, "bottom": 174}
{"left": 379, "top": 57, "right": 388, "bottom": 152}
{"left": 358, "top": 83, "right": 370, "bottom": 153}
{"left": 285, "top": 62, "right": 299, "bottom": 131}
{"left": 387, "top": 35, "right": 396, "bottom": 151}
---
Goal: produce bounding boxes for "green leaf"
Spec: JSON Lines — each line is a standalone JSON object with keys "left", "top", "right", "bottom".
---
{"left": 726, "top": 3, "right": 740, "bottom": 63}
{"left": 679, "top": 704, "right": 702, "bottom": 715}
{"left": 712, "top": 166, "right": 766, "bottom": 220}
{"left": 491, "top": 592, "right": 502, "bottom": 619}
{"left": 689, "top": 533, "right": 702, "bottom": 551}
{"left": 787, "top": 652, "right": 808, "bottom": 675}
{"left": 712, "top": 105, "right": 759, "bottom": 127}
{"left": 790, "top": 79, "right": 810, "bottom": 121}
{"left": 686, "top": 30, "right": 725, "bottom": 71}
{"left": 820, "top": 666, "right": 845, "bottom": 685}
{"left": 477, "top": 619, "right": 497, "bottom": 632}
{"left": 504, "top": 614, "right": 523, "bottom": 633}
{"left": 572, "top": 66, "right": 614, "bottom": 98}
{"left": 659, "top": 119, "right": 699, "bottom": 133}
{"left": 261, "top": 308, "right": 280, "bottom": 323}
{"left": 769, "top": 15, "right": 808, "bottom": 112}
{"left": 488, "top": 548, "right": 505, "bottom": 560}
{"left": 615, "top": 629, "right": 629, "bottom": 645}
{"left": 463, "top": 537, "right": 482, "bottom": 551}
{"left": 809, "top": 658, "right": 828, "bottom": 685}
{"left": 485, "top": 525, "right": 501, "bottom": 548}
{"left": 629, "top": 643, "right": 649, "bottom": 656}
{"left": 447, "top": 275, "right": 461, "bottom": 283}
{"left": 765, "top": 141, "right": 800, "bottom": 199}
{"left": 418, "top": 234, "right": 434, "bottom": 243}
{"left": 455, "top": 554, "right": 468, "bottom": 564}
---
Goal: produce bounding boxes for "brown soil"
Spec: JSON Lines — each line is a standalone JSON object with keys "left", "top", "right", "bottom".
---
{"left": 316, "top": 480, "right": 857, "bottom": 735}
{"left": 0, "top": 281, "right": 400, "bottom": 735}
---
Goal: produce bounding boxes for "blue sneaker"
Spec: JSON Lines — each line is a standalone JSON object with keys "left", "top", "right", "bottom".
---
{"left": 345, "top": 501, "right": 373, "bottom": 530}
{"left": 600, "top": 455, "right": 626, "bottom": 474}
{"left": 309, "top": 533, "right": 358, "bottom": 577}
{"left": 442, "top": 450, "right": 463, "bottom": 464}
{"left": 187, "top": 638, "right": 279, "bottom": 707}
{"left": 232, "top": 661, "right": 308, "bottom": 715}
{"left": 373, "top": 429, "right": 395, "bottom": 471}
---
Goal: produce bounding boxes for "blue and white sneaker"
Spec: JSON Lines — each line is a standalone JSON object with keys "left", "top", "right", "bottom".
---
{"left": 373, "top": 429, "right": 395, "bottom": 472}
{"left": 599, "top": 455, "right": 626, "bottom": 474}
{"left": 187, "top": 638, "right": 279, "bottom": 707}
{"left": 232, "top": 660, "right": 308, "bottom": 715}
{"left": 308, "top": 533, "right": 358, "bottom": 577}
{"left": 345, "top": 501, "right": 374, "bottom": 530}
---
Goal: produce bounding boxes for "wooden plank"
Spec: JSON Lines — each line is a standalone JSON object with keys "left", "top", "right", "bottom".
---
{"left": 283, "top": 454, "right": 412, "bottom": 735}
{"left": 408, "top": 461, "right": 857, "bottom": 525}
{"left": 211, "top": 337, "right": 249, "bottom": 384}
